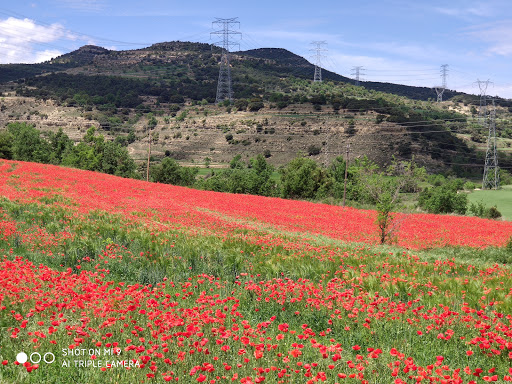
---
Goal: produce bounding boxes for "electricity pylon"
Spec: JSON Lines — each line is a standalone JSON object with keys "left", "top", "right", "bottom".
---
{"left": 211, "top": 17, "right": 241, "bottom": 104}
{"left": 351, "top": 66, "right": 365, "bottom": 86}
{"left": 310, "top": 41, "right": 327, "bottom": 82}
{"left": 476, "top": 79, "right": 499, "bottom": 189}
{"left": 434, "top": 64, "right": 448, "bottom": 102}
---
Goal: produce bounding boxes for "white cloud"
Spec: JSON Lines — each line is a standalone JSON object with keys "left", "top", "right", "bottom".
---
{"left": 323, "top": 52, "right": 441, "bottom": 86}
{"left": 434, "top": 4, "right": 494, "bottom": 19}
{"left": 469, "top": 21, "right": 512, "bottom": 56}
{"left": 34, "top": 49, "right": 64, "bottom": 63}
{"left": 55, "top": 0, "right": 106, "bottom": 12}
{"left": 0, "top": 17, "right": 75, "bottom": 63}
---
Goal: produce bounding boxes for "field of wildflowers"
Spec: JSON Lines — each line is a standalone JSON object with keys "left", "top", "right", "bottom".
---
{"left": 0, "top": 159, "right": 511, "bottom": 384}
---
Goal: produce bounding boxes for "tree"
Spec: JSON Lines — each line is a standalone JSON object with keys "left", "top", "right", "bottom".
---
{"left": 0, "top": 130, "right": 13, "bottom": 159}
{"left": 229, "top": 154, "right": 244, "bottom": 169}
{"left": 280, "top": 157, "right": 331, "bottom": 199}
{"left": 359, "top": 171, "right": 403, "bottom": 244}
{"left": 358, "top": 158, "right": 423, "bottom": 244}
{"left": 418, "top": 185, "right": 467, "bottom": 215}
{"left": 46, "top": 128, "right": 74, "bottom": 164}
{"left": 101, "top": 141, "right": 137, "bottom": 178}
{"left": 249, "top": 154, "right": 276, "bottom": 196}
{"left": 7, "top": 122, "right": 51, "bottom": 163}
{"left": 151, "top": 158, "right": 198, "bottom": 186}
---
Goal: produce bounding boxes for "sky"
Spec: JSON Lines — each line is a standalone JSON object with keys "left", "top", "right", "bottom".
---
{"left": 0, "top": 0, "right": 511, "bottom": 98}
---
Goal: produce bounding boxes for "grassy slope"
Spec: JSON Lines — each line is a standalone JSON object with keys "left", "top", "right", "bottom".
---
{"left": 467, "top": 185, "right": 512, "bottom": 220}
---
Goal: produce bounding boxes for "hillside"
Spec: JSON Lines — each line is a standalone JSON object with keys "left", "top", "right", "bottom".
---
{"left": 1, "top": 41, "right": 512, "bottom": 174}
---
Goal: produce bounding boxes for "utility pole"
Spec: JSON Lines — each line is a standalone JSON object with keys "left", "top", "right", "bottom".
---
{"left": 343, "top": 143, "right": 350, "bottom": 207}
{"left": 211, "top": 17, "right": 241, "bottom": 104}
{"left": 146, "top": 128, "right": 151, "bottom": 182}
{"left": 310, "top": 41, "right": 327, "bottom": 82}
{"left": 434, "top": 64, "right": 448, "bottom": 102}
{"left": 351, "top": 66, "right": 365, "bottom": 86}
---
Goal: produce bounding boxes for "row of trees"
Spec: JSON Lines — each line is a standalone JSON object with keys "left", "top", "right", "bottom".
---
{"left": 0, "top": 123, "right": 138, "bottom": 178}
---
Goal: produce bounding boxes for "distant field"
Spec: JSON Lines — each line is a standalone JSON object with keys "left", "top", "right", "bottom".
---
{"left": 467, "top": 184, "right": 512, "bottom": 220}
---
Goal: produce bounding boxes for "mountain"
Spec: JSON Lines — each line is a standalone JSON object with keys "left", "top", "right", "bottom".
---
{"left": 0, "top": 42, "right": 466, "bottom": 101}
{"left": 1, "top": 41, "right": 511, "bottom": 175}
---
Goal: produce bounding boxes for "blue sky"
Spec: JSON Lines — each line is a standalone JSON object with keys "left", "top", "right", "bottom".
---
{"left": 1, "top": 0, "right": 511, "bottom": 98}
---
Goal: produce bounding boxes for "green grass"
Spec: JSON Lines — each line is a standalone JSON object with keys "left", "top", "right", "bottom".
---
{"left": 467, "top": 184, "right": 512, "bottom": 220}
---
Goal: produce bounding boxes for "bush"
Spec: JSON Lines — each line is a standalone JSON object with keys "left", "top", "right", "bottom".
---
{"left": 280, "top": 157, "right": 331, "bottom": 199}
{"left": 487, "top": 206, "right": 502, "bottom": 219}
{"left": 418, "top": 186, "right": 467, "bottom": 215}
{"left": 234, "top": 99, "right": 248, "bottom": 111}
{"left": 308, "top": 145, "right": 321, "bottom": 156}
{"left": 248, "top": 101, "right": 264, "bottom": 112}
{"left": 468, "top": 200, "right": 486, "bottom": 217}
{"left": 151, "top": 157, "right": 198, "bottom": 186}
{"left": 468, "top": 200, "right": 502, "bottom": 219}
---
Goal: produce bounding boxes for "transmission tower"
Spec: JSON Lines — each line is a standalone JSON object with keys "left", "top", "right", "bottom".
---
{"left": 211, "top": 17, "right": 241, "bottom": 104}
{"left": 351, "top": 66, "right": 365, "bottom": 86}
{"left": 476, "top": 79, "right": 499, "bottom": 189}
{"left": 310, "top": 41, "right": 327, "bottom": 82}
{"left": 433, "top": 64, "right": 448, "bottom": 102}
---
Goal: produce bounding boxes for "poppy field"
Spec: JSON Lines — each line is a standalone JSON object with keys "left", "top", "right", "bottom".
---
{"left": 0, "top": 159, "right": 511, "bottom": 384}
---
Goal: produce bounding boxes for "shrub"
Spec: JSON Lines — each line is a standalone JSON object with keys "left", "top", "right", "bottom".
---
{"left": 418, "top": 186, "right": 467, "bottom": 215}
{"left": 487, "top": 206, "right": 502, "bottom": 219}
{"left": 151, "top": 157, "right": 198, "bottom": 186}
{"left": 248, "top": 101, "right": 264, "bottom": 112}
{"left": 308, "top": 145, "right": 321, "bottom": 156}
{"left": 468, "top": 200, "right": 502, "bottom": 219}
{"left": 234, "top": 99, "right": 248, "bottom": 111}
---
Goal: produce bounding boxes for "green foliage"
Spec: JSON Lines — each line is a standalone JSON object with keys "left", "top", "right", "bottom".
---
{"left": 386, "top": 157, "right": 426, "bottom": 193}
{"left": 487, "top": 206, "right": 502, "bottom": 219}
{"left": 0, "top": 130, "right": 13, "bottom": 160}
{"left": 233, "top": 99, "right": 248, "bottom": 111}
{"left": 376, "top": 190, "right": 398, "bottom": 245}
{"left": 469, "top": 200, "right": 502, "bottom": 220}
{"left": 506, "top": 236, "right": 512, "bottom": 253}
{"left": 7, "top": 122, "right": 51, "bottom": 163}
{"left": 248, "top": 101, "right": 264, "bottom": 112}
{"left": 151, "top": 157, "right": 198, "bottom": 186}
{"left": 418, "top": 185, "right": 468, "bottom": 215}
{"left": 280, "top": 157, "right": 331, "bottom": 199}
{"left": 196, "top": 154, "right": 276, "bottom": 196}
{"left": 499, "top": 169, "right": 512, "bottom": 185}
{"left": 229, "top": 154, "right": 245, "bottom": 169}
{"left": 60, "top": 127, "right": 137, "bottom": 178}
